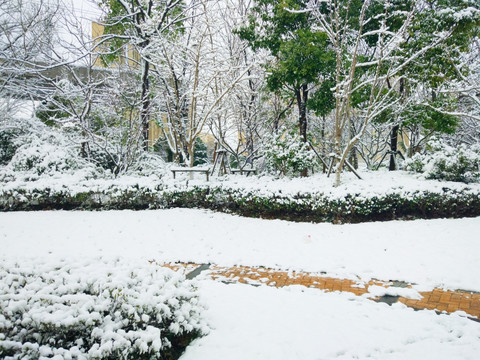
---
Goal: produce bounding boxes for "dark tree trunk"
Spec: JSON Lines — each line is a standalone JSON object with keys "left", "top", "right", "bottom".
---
{"left": 348, "top": 118, "right": 358, "bottom": 170}
{"left": 321, "top": 115, "right": 326, "bottom": 173}
{"left": 389, "top": 124, "right": 399, "bottom": 171}
{"left": 350, "top": 147, "right": 358, "bottom": 170}
{"left": 295, "top": 83, "right": 309, "bottom": 176}
{"left": 296, "top": 83, "right": 308, "bottom": 143}
{"left": 389, "top": 78, "right": 405, "bottom": 171}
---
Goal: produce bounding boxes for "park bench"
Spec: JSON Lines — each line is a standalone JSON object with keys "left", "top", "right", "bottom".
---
{"left": 230, "top": 168, "right": 257, "bottom": 176}
{"left": 171, "top": 168, "right": 211, "bottom": 181}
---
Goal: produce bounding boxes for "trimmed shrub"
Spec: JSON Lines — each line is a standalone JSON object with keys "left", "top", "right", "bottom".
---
{"left": 2, "top": 183, "right": 479, "bottom": 223}
{"left": 0, "top": 258, "right": 208, "bottom": 360}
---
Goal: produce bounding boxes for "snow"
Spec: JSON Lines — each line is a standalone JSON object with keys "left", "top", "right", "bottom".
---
{"left": 181, "top": 281, "right": 480, "bottom": 360}
{"left": 1, "top": 209, "right": 479, "bottom": 292}
{"left": 3, "top": 167, "right": 480, "bottom": 203}
{"left": 365, "top": 285, "right": 423, "bottom": 300}
{"left": 0, "top": 257, "right": 208, "bottom": 359}
{"left": 211, "top": 169, "right": 480, "bottom": 203}
{"left": 1, "top": 209, "right": 480, "bottom": 358}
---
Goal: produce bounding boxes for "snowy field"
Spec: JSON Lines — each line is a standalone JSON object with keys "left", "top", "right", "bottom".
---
{"left": 1, "top": 209, "right": 480, "bottom": 358}
{"left": 182, "top": 282, "right": 480, "bottom": 360}
{"left": 2, "top": 209, "right": 479, "bottom": 291}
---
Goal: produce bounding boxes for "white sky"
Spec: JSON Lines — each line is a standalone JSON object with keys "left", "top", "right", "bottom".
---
{"left": 68, "top": 0, "right": 103, "bottom": 22}
{"left": 47, "top": 0, "right": 104, "bottom": 61}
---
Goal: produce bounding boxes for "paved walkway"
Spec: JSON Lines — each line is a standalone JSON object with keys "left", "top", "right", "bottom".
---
{"left": 162, "top": 262, "right": 480, "bottom": 321}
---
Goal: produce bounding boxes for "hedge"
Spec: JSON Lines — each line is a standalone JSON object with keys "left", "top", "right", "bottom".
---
{"left": 1, "top": 185, "right": 480, "bottom": 223}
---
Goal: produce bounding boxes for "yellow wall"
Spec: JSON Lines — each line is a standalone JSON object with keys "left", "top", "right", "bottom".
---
{"left": 91, "top": 22, "right": 140, "bottom": 69}
{"left": 148, "top": 120, "right": 163, "bottom": 148}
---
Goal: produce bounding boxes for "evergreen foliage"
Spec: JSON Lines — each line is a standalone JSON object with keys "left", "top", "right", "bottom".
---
{"left": 193, "top": 138, "right": 208, "bottom": 166}
{"left": 405, "top": 139, "right": 480, "bottom": 183}
{"left": 237, "top": 0, "right": 335, "bottom": 142}
{"left": 0, "top": 128, "right": 21, "bottom": 166}
{"left": 264, "top": 131, "right": 315, "bottom": 176}
{"left": 0, "top": 258, "right": 208, "bottom": 360}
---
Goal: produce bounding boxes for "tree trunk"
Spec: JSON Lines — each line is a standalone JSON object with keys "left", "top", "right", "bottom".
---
{"left": 334, "top": 158, "right": 343, "bottom": 187}
{"left": 389, "top": 124, "right": 399, "bottom": 171}
{"left": 333, "top": 131, "right": 343, "bottom": 187}
{"left": 296, "top": 84, "right": 308, "bottom": 177}
{"left": 296, "top": 84, "right": 308, "bottom": 143}
{"left": 321, "top": 115, "right": 326, "bottom": 173}
{"left": 188, "top": 141, "right": 195, "bottom": 167}
{"left": 348, "top": 118, "right": 358, "bottom": 170}
{"left": 389, "top": 77, "right": 404, "bottom": 171}
{"left": 140, "top": 58, "right": 150, "bottom": 151}
{"left": 349, "top": 147, "right": 358, "bottom": 170}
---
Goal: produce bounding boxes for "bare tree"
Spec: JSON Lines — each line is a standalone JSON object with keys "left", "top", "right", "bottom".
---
{"left": 97, "top": 0, "right": 191, "bottom": 149}
{"left": 0, "top": 0, "right": 62, "bottom": 121}
{"left": 0, "top": 0, "right": 150, "bottom": 174}
{"left": 436, "top": 34, "right": 480, "bottom": 123}
{"left": 147, "top": 0, "right": 251, "bottom": 167}
{"left": 45, "top": 9, "right": 156, "bottom": 173}
{"left": 205, "top": 0, "right": 268, "bottom": 169}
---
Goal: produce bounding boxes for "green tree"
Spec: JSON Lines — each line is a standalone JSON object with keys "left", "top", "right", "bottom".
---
{"left": 377, "top": 0, "right": 480, "bottom": 167}
{"left": 306, "top": 0, "right": 479, "bottom": 185}
{"left": 237, "top": 0, "right": 335, "bottom": 147}
{"left": 193, "top": 137, "right": 208, "bottom": 166}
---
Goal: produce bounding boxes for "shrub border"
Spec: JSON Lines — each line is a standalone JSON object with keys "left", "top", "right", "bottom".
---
{"left": 1, "top": 185, "right": 480, "bottom": 223}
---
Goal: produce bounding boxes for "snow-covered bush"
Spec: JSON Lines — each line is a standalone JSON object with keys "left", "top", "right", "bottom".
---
{"left": 1, "top": 131, "right": 104, "bottom": 182}
{"left": 0, "top": 128, "right": 22, "bottom": 165}
{"left": 125, "top": 152, "right": 166, "bottom": 177}
{"left": 0, "top": 117, "right": 108, "bottom": 182}
{"left": 404, "top": 139, "right": 480, "bottom": 183}
{"left": 10, "top": 135, "right": 82, "bottom": 175}
{"left": 0, "top": 111, "right": 165, "bottom": 180}
{"left": 0, "top": 258, "right": 208, "bottom": 360}
{"left": 264, "top": 132, "right": 315, "bottom": 176}
{"left": 1, "top": 177, "right": 480, "bottom": 220}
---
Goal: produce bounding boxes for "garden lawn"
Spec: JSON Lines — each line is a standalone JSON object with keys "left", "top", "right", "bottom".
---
{"left": 1, "top": 209, "right": 479, "bottom": 359}
{"left": 1, "top": 209, "right": 479, "bottom": 291}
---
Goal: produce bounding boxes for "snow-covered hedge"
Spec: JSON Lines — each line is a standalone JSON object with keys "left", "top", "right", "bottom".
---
{"left": 0, "top": 258, "right": 208, "bottom": 360}
{"left": 162, "top": 186, "right": 480, "bottom": 223}
{"left": 1, "top": 182, "right": 480, "bottom": 223}
{"left": 404, "top": 140, "right": 480, "bottom": 183}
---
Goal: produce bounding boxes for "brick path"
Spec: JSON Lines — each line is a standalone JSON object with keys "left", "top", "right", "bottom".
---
{"left": 162, "top": 262, "right": 480, "bottom": 321}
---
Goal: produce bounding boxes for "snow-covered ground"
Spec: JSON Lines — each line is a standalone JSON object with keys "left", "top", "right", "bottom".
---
{"left": 2, "top": 209, "right": 479, "bottom": 291}
{"left": 182, "top": 282, "right": 480, "bottom": 360}
{"left": 1, "top": 209, "right": 480, "bottom": 358}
